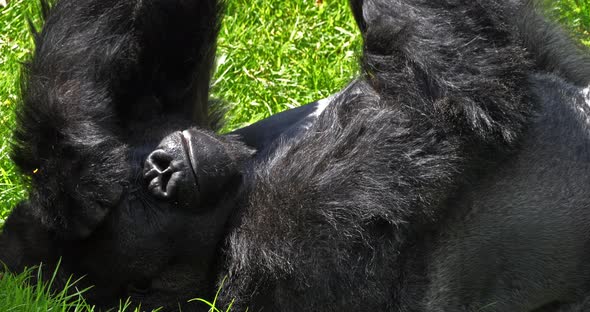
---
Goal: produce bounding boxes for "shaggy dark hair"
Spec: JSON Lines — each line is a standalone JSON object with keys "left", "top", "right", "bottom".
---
{"left": 216, "top": 0, "right": 590, "bottom": 310}
{"left": 11, "top": 0, "right": 222, "bottom": 238}
{"left": 1, "top": 0, "right": 590, "bottom": 311}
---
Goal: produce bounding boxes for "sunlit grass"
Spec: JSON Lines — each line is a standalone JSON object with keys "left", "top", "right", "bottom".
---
{"left": 0, "top": 265, "right": 93, "bottom": 311}
{"left": 0, "top": 0, "right": 39, "bottom": 225}
{"left": 0, "top": 264, "right": 166, "bottom": 312}
{"left": 546, "top": 0, "right": 590, "bottom": 45}
{"left": 214, "top": 0, "right": 360, "bottom": 131}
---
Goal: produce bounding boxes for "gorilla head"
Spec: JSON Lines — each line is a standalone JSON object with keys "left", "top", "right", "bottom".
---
{"left": 0, "top": 0, "right": 324, "bottom": 309}
{"left": 0, "top": 0, "right": 254, "bottom": 309}
{"left": 2, "top": 131, "right": 248, "bottom": 310}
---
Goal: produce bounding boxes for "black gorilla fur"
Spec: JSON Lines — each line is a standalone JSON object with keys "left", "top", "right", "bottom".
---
{"left": 11, "top": 0, "right": 225, "bottom": 238}
{"left": 216, "top": 1, "right": 590, "bottom": 310}
{"left": 2, "top": 0, "right": 255, "bottom": 307}
{"left": 2, "top": 0, "right": 590, "bottom": 311}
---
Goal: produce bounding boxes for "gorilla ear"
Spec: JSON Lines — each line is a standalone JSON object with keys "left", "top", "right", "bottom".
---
{"left": 0, "top": 201, "right": 58, "bottom": 272}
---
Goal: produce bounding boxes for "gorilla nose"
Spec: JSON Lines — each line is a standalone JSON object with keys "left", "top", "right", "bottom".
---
{"left": 143, "top": 131, "right": 199, "bottom": 201}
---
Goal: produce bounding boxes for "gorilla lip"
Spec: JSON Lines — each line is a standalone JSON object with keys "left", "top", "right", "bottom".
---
{"left": 180, "top": 130, "right": 200, "bottom": 192}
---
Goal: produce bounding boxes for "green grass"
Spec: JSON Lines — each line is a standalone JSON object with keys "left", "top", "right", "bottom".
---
{"left": 214, "top": 0, "right": 361, "bottom": 131}
{"left": 0, "top": 266, "right": 94, "bottom": 312}
{"left": 0, "top": 265, "right": 156, "bottom": 312}
{"left": 0, "top": 0, "right": 588, "bottom": 310}
{"left": 0, "top": 0, "right": 39, "bottom": 226}
{"left": 546, "top": 0, "right": 590, "bottom": 45}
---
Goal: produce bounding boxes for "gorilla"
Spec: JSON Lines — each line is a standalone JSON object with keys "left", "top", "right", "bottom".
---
{"left": 0, "top": 0, "right": 332, "bottom": 309}
{"left": 2, "top": 0, "right": 590, "bottom": 311}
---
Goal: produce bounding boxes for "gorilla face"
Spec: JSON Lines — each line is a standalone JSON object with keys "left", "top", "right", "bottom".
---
{"left": 0, "top": 0, "right": 251, "bottom": 308}
{"left": 85, "top": 128, "right": 250, "bottom": 308}
{"left": 1, "top": 121, "right": 252, "bottom": 310}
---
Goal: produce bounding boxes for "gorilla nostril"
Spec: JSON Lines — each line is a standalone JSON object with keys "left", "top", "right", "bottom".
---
{"left": 147, "top": 149, "right": 172, "bottom": 172}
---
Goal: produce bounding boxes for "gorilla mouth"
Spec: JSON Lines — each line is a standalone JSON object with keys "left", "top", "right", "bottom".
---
{"left": 180, "top": 130, "right": 201, "bottom": 192}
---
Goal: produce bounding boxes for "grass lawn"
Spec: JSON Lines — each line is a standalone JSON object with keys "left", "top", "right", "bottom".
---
{"left": 0, "top": 0, "right": 589, "bottom": 310}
